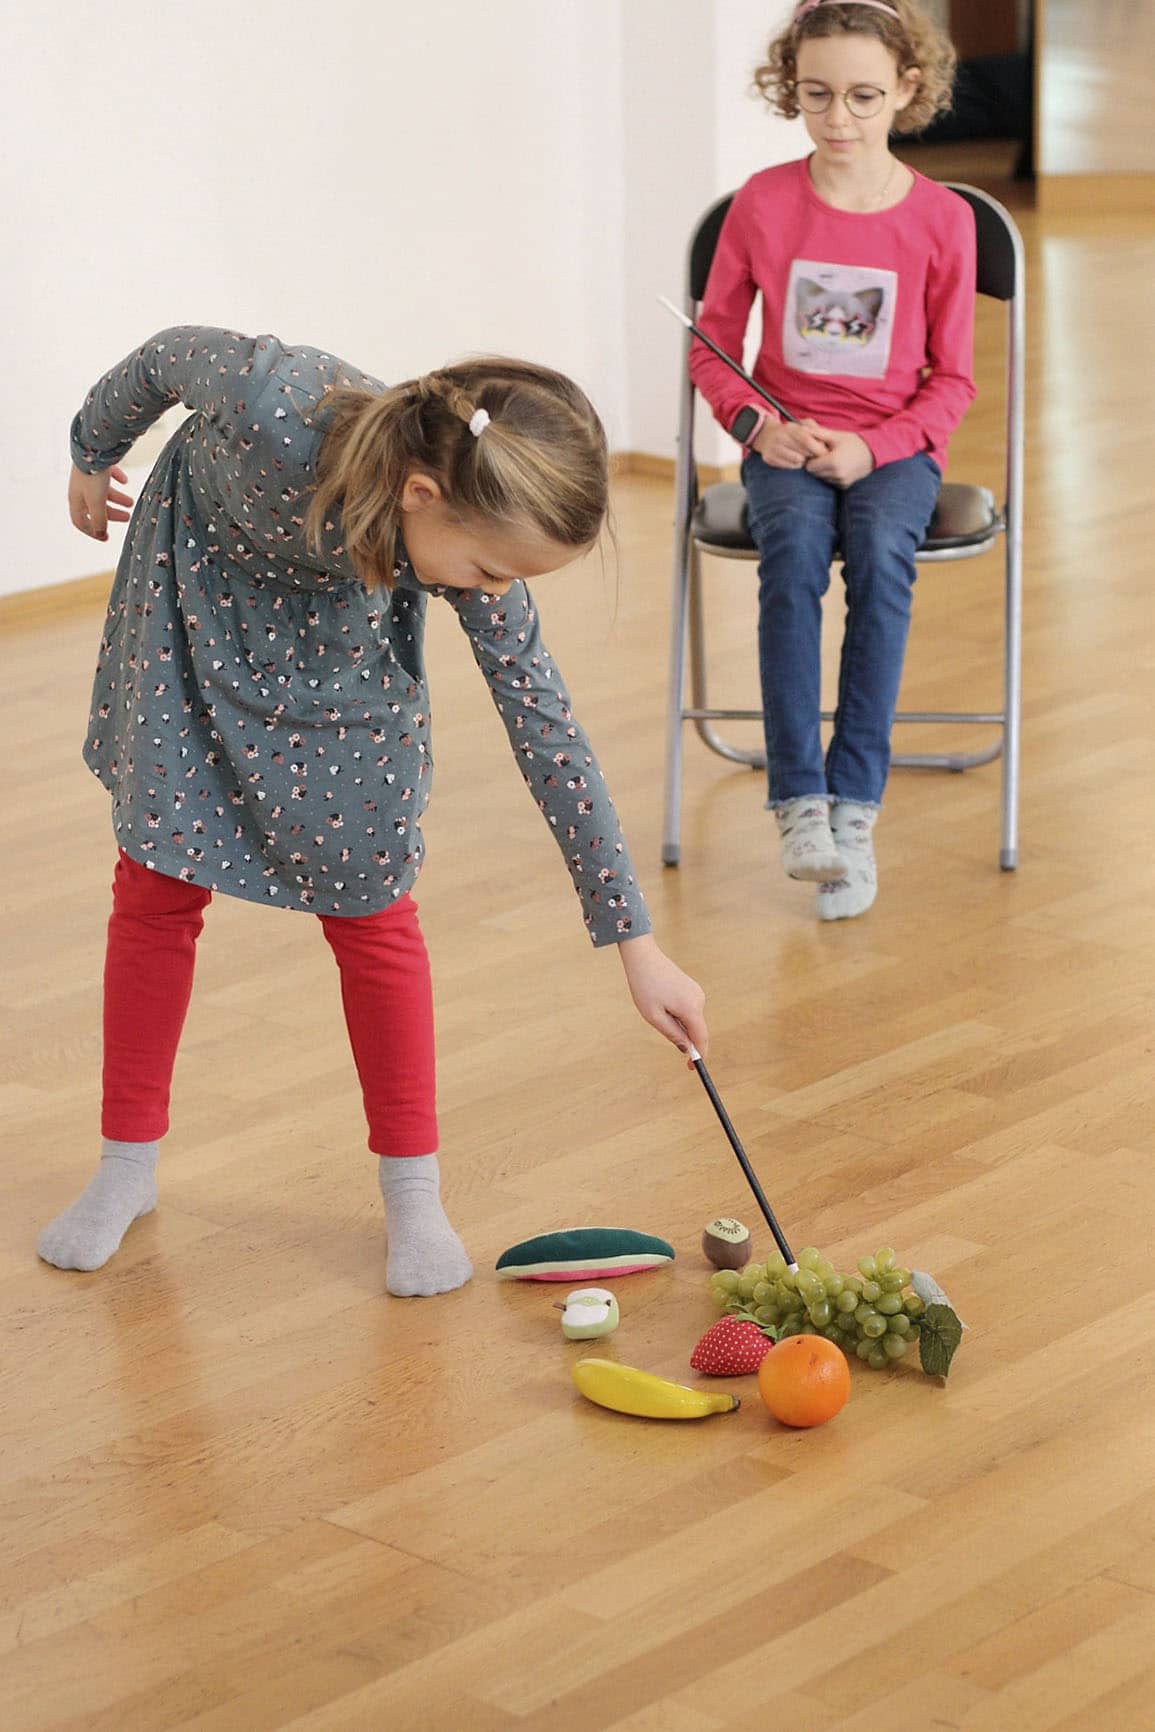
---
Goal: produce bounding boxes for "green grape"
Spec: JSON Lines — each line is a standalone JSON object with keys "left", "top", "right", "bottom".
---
{"left": 876, "top": 1293, "right": 903, "bottom": 1316}
{"left": 798, "top": 1246, "right": 822, "bottom": 1271}
{"left": 845, "top": 1273, "right": 864, "bottom": 1295}
{"left": 883, "top": 1334, "right": 908, "bottom": 1360}
{"left": 712, "top": 1269, "right": 742, "bottom": 1293}
{"left": 867, "top": 1345, "right": 889, "bottom": 1370}
{"left": 858, "top": 1255, "right": 878, "bottom": 1279}
{"left": 737, "top": 1271, "right": 761, "bottom": 1300}
{"left": 816, "top": 1259, "right": 835, "bottom": 1282}
{"left": 808, "top": 1299, "right": 833, "bottom": 1327}
{"left": 766, "top": 1252, "right": 787, "bottom": 1276}
{"left": 893, "top": 1267, "right": 911, "bottom": 1288}
{"left": 779, "top": 1266, "right": 798, "bottom": 1290}
{"left": 886, "top": 1313, "right": 912, "bottom": 1336}
{"left": 823, "top": 1273, "right": 845, "bottom": 1298}
{"left": 904, "top": 1294, "right": 926, "bottom": 1318}
{"left": 880, "top": 1271, "right": 906, "bottom": 1294}
{"left": 855, "top": 1340, "right": 873, "bottom": 1361}
{"left": 836, "top": 1289, "right": 859, "bottom": 1314}
{"left": 752, "top": 1281, "right": 771, "bottom": 1302}
{"left": 860, "top": 1280, "right": 882, "bottom": 1304}
{"left": 753, "top": 1304, "right": 776, "bottom": 1325}
{"left": 854, "top": 1302, "right": 878, "bottom": 1327}
{"left": 875, "top": 1247, "right": 896, "bottom": 1273}
{"left": 862, "top": 1313, "right": 888, "bottom": 1340}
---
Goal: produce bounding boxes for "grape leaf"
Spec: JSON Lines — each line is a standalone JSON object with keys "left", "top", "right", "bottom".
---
{"left": 918, "top": 1303, "right": 963, "bottom": 1378}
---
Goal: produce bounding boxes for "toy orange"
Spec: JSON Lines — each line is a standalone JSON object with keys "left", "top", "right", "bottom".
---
{"left": 757, "top": 1334, "right": 850, "bottom": 1428}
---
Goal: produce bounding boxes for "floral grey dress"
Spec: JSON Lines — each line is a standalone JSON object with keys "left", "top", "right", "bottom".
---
{"left": 71, "top": 328, "right": 649, "bottom": 943}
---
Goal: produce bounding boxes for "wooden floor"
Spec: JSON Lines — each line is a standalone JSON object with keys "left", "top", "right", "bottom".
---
{"left": 4, "top": 203, "right": 1155, "bottom": 1731}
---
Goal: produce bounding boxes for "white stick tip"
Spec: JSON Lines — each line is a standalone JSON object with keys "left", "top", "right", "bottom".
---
{"left": 688, "top": 1045, "right": 702, "bottom": 1062}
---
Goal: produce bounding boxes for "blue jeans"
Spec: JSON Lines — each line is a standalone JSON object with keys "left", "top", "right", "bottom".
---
{"left": 741, "top": 448, "right": 941, "bottom": 808}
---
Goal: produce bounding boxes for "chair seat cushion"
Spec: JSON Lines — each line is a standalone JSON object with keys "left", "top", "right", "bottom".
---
{"left": 693, "top": 479, "right": 1000, "bottom": 555}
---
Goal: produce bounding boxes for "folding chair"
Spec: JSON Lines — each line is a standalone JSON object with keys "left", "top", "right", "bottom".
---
{"left": 661, "top": 182, "right": 1024, "bottom": 871}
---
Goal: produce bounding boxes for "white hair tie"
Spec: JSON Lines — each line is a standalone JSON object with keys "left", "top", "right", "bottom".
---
{"left": 469, "top": 408, "right": 490, "bottom": 438}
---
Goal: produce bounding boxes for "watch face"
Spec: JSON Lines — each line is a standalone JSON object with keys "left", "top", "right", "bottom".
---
{"left": 731, "top": 407, "right": 759, "bottom": 444}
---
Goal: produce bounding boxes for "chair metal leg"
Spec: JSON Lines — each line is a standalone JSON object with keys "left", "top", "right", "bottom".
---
{"left": 662, "top": 361, "right": 700, "bottom": 868}
{"left": 1000, "top": 528, "right": 1023, "bottom": 870}
{"left": 688, "top": 542, "right": 764, "bottom": 767}
{"left": 999, "top": 249, "right": 1025, "bottom": 871}
{"left": 662, "top": 536, "right": 690, "bottom": 867}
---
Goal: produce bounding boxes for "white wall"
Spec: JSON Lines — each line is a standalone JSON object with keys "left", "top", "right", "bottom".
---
{"left": 618, "top": 0, "right": 802, "bottom": 467}
{"left": 3, "top": 0, "right": 803, "bottom": 599}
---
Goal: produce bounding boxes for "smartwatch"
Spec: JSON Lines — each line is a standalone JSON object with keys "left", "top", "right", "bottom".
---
{"left": 729, "top": 404, "right": 766, "bottom": 448}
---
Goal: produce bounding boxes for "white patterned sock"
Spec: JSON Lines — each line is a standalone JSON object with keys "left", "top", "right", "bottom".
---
{"left": 775, "top": 797, "right": 848, "bottom": 882}
{"left": 38, "top": 1140, "right": 159, "bottom": 1271}
{"left": 818, "top": 802, "right": 878, "bottom": 920}
{"left": 378, "top": 1153, "right": 473, "bottom": 1297}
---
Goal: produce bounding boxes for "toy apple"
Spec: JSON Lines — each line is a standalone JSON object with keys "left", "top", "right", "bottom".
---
{"left": 558, "top": 1288, "right": 620, "bottom": 1340}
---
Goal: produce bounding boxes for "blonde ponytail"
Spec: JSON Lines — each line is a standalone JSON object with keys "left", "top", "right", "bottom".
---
{"left": 307, "top": 358, "right": 608, "bottom": 589}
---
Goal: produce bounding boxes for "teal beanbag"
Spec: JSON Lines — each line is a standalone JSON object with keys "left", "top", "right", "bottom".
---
{"left": 496, "top": 1228, "right": 675, "bottom": 1282}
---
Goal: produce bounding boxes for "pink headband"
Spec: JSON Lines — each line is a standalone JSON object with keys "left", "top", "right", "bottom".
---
{"left": 794, "top": 0, "right": 902, "bottom": 23}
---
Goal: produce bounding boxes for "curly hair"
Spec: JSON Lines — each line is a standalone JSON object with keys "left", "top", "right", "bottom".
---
{"left": 754, "top": 0, "right": 956, "bottom": 135}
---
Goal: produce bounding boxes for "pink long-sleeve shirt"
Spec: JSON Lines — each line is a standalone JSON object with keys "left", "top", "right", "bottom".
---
{"left": 690, "top": 157, "right": 977, "bottom": 472}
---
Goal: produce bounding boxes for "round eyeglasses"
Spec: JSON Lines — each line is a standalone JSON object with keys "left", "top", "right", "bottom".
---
{"left": 793, "top": 81, "right": 888, "bottom": 120}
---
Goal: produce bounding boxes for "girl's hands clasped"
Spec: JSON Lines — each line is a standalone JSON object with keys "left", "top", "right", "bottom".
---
{"left": 751, "top": 420, "right": 876, "bottom": 490}
{"left": 69, "top": 463, "right": 135, "bottom": 541}
{"left": 617, "top": 933, "right": 708, "bottom": 1067}
{"left": 752, "top": 417, "right": 830, "bottom": 470}
{"left": 805, "top": 430, "right": 875, "bottom": 489}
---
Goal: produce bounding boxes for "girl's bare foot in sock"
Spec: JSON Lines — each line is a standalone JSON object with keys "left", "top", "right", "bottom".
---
{"left": 378, "top": 1153, "right": 473, "bottom": 1296}
{"left": 775, "top": 797, "right": 848, "bottom": 882}
{"left": 38, "top": 1140, "right": 159, "bottom": 1271}
{"left": 818, "top": 802, "right": 878, "bottom": 920}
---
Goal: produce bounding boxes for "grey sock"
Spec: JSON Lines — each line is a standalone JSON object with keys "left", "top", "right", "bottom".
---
{"left": 38, "top": 1139, "right": 159, "bottom": 1272}
{"left": 775, "top": 797, "right": 848, "bottom": 882}
{"left": 378, "top": 1153, "right": 473, "bottom": 1298}
{"left": 818, "top": 802, "right": 879, "bottom": 920}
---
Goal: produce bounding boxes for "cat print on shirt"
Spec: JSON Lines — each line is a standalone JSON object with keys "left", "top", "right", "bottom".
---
{"left": 782, "top": 259, "right": 898, "bottom": 380}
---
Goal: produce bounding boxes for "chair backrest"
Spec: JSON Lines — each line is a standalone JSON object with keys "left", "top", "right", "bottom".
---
{"left": 687, "top": 180, "right": 1022, "bottom": 305}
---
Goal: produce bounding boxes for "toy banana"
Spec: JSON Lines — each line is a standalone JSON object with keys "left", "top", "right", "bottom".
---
{"left": 572, "top": 1357, "right": 740, "bottom": 1420}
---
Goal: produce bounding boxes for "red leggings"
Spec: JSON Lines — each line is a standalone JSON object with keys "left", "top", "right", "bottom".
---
{"left": 102, "top": 852, "right": 437, "bottom": 1156}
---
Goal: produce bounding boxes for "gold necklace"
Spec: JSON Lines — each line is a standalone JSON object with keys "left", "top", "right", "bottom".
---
{"left": 871, "top": 155, "right": 900, "bottom": 208}
{"left": 813, "top": 153, "right": 901, "bottom": 212}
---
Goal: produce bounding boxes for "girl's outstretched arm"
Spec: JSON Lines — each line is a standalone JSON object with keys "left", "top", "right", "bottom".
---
{"left": 440, "top": 579, "right": 709, "bottom": 1058}
{"left": 617, "top": 931, "right": 709, "bottom": 1063}
{"left": 442, "top": 578, "right": 651, "bottom": 946}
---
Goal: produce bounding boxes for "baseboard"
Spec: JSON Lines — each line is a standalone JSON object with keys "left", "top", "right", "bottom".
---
{"left": 1036, "top": 173, "right": 1155, "bottom": 215}
{"left": 612, "top": 452, "right": 740, "bottom": 485}
{"left": 0, "top": 569, "right": 112, "bottom": 630}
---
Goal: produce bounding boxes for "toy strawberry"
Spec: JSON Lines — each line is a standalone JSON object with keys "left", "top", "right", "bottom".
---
{"left": 691, "top": 1317, "right": 775, "bottom": 1376}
